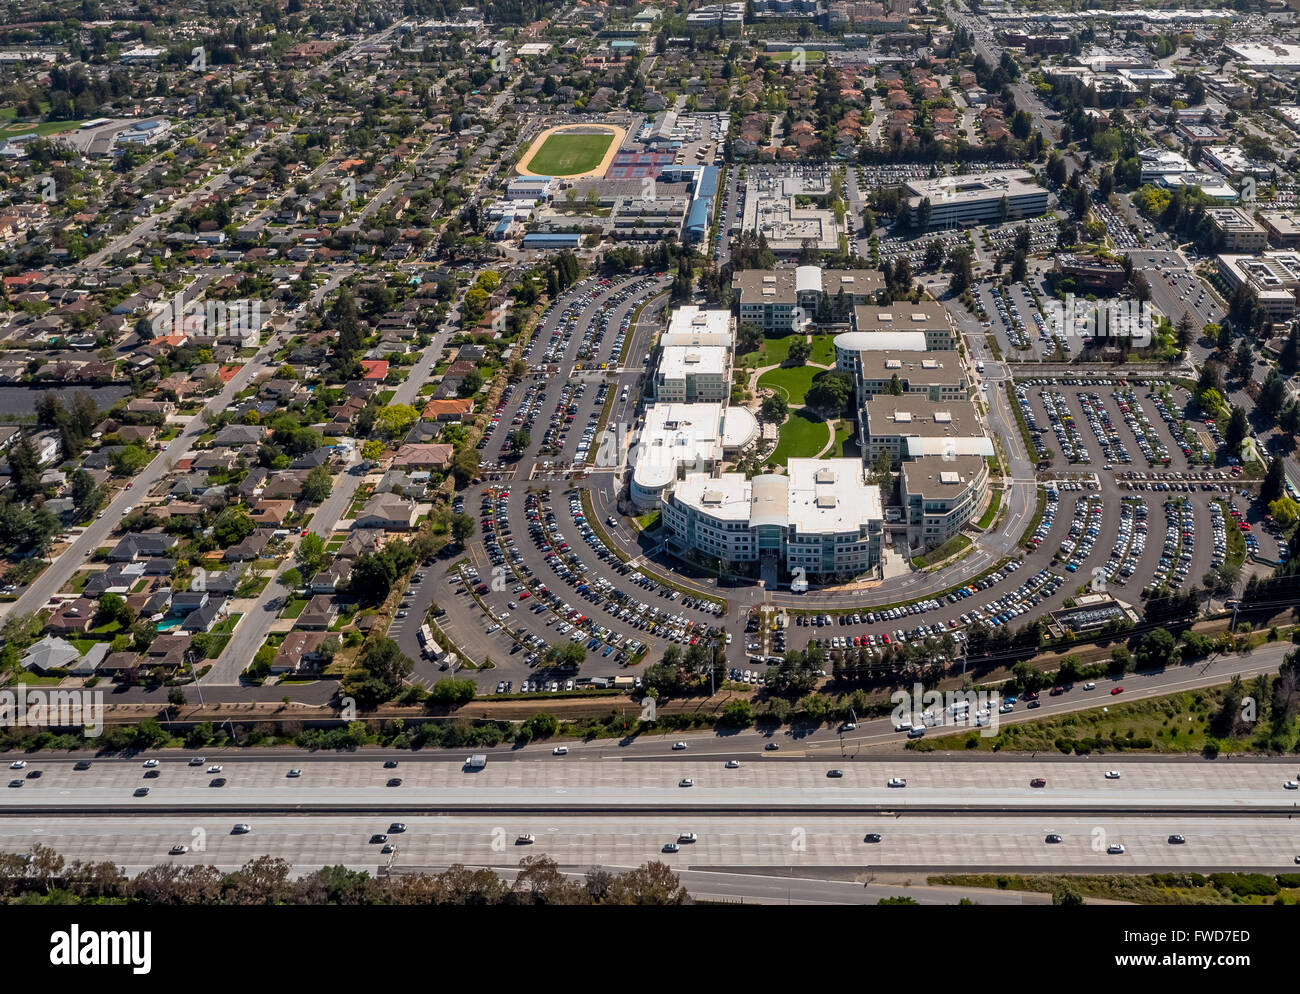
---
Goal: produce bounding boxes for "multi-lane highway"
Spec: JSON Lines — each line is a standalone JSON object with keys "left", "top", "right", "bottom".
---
{"left": 4, "top": 755, "right": 1298, "bottom": 883}
{"left": 3, "top": 813, "right": 1296, "bottom": 875}
{"left": 5, "top": 756, "right": 1299, "bottom": 813}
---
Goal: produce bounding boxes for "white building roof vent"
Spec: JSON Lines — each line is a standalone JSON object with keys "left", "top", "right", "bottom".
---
{"left": 894, "top": 411, "right": 912, "bottom": 423}
{"left": 939, "top": 471, "right": 959, "bottom": 484}
{"left": 884, "top": 359, "right": 902, "bottom": 369}
{"left": 934, "top": 411, "right": 953, "bottom": 423}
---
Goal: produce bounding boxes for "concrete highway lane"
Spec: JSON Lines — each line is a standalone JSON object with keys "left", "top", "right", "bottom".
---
{"left": 2, "top": 814, "right": 1296, "bottom": 876}
{"left": 5, "top": 757, "right": 1300, "bottom": 815}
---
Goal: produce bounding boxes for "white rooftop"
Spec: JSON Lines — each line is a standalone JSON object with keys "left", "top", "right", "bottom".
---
{"left": 834, "top": 331, "right": 928, "bottom": 352}
{"left": 659, "top": 344, "right": 727, "bottom": 379}
{"left": 632, "top": 403, "right": 724, "bottom": 491}
{"left": 664, "top": 305, "right": 733, "bottom": 347}
{"left": 786, "top": 458, "right": 883, "bottom": 534}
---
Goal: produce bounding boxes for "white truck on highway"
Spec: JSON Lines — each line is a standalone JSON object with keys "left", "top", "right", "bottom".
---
{"left": 464, "top": 754, "right": 487, "bottom": 770}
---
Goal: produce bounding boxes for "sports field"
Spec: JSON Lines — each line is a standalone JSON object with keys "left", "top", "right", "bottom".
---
{"left": 519, "top": 126, "right": 622, "bottom": 178}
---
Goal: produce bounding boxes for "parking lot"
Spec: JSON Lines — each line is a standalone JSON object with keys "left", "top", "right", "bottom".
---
{"left": 471, "top": 273, "right": 669, "bottom": 475}
{"left": 979, "top": 280, "right": 1079, "bottom": 360}
{"left": 432, "top": 483, "right": 731, "bottom": 693}
{"left": 1014, "top": 377, "right": 1221, "bottom": 472}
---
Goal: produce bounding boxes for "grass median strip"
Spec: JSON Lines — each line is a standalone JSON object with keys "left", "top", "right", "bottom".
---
{"left": 1022, "top": 487, "right": 1048, "bottom": 549}
{"left": 976, "top": 487, "right": 1003, "bottom": 530}
{"left": 911, "top": 534, "right": 972, "bottom": 569}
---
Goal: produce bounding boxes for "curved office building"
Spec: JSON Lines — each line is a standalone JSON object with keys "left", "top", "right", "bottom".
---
{"left": 660, "top": 458, "right": 883, "bottom": 578}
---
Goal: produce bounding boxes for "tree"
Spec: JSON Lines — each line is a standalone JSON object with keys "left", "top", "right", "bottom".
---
{"left": 1175, "top": 311, "right": 1194, "bottom": 353}
{"left": 1281, "top": 403, "right": 1300, "bottom": 445}
{"left": 804, "top": 370, "right": 854, "bottom": 419}
{"left": 452, "top": 446, "right": 479, "bottom": 485}
{"left": 111, "top": 444, "right": 151, "bottom": 476}
{"left": 603, "top": 861, "right": 689, "bottom": 905}
{"left": 361, "top": 440, "right": 386, "bottom": 462}
{"left": 719, "top": 698, "right": 753, "bottom": 727}
{"left": 1262, "top": 456, "right": 1286, "bottom": 506}
{"left": 917, "top": 196, "right": 932, "bottom": 229}
{"left": 1216, "top": 322, "right": 1233, "bottom": 354}
{"left": 96, "top": 592, "right": 134, "bottom": 628}
{"left": 451, "top": 512, "right": 476, "bottom": 542}
{"left": 333, "top": 289, "right": 363, "bottom": 369}
{"left": 1136, "top": 627, "right": 1180, "bottom": 670}
{"left": 1233, "top": 339, "right": 1254, "bottom": 379}
{"left": 947, "top": 246, "right": 973, "bottom": 294}
{"left": 342, "top": 637, "right": 414, "bottom": 707}
{"left": 1259, "top": 369, "right": 1286, "bottom": 419}
{"left": 294, "top": 532, "right": 325, "bottom": 577}
{"left": 1269, "top": 496, "right": 1300, "bottom": 528}
{"left": 1225, "top": 405, "right": 1248, "bottom": 453}
{"left": 376, "top": 403, "right": 419, "bottom": 439}
{"left": 787, "top": 338, "right": 810, "bottom": 365}
{"left": 1052, "top": 886, "right": 1084, "bottom": 906}
{"left": 213, "top": 506, "right": 255, "bottom": 546}
{"left": 70, "top": 469, "right": 103, "bottom": 517}
{"left": 509, "top": 429, "right": 530, "bottom": 452}
{"left": 761, "top": 395, "right": 789, "bottom": 422}
{"left": 301, "top": 464, "right": 332, "bottom": 504}
{"left": 1282, "top": 324, "right": 1300, "bottom": 376}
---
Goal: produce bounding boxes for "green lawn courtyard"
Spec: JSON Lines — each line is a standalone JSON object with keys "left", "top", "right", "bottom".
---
{"left": 739, "top": 333, "right": 796, "bottom": 368}
{"left": 810, "top": 334, "right": 836, "bottom": 365}
{"left": 757, "top": 364, "right": 821, "bottom": 406}
{"left": 766, "top": 410, "right": 831, "bottom": 466}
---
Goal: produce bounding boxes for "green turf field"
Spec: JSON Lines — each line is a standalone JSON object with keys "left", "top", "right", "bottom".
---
{"left": 757, "top": 364, "right": 820, "bottom": 406}
{"left": 525, "top": 130, "right": 615, "bottom": 176}
{"left": 766, "top": 410, "right": 830, "bottom": 466}
{"left": 0, "top": 118, "right": 87, "bottom": 138}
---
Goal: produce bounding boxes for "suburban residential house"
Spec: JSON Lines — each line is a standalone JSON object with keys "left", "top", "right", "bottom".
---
{"left": 45, "top": 598, "right": 96, "bottom": 635}
{"left": 20, "top": 635, "right": 80, "bottom": 673}
{"left": 352, "top": 493, "right": 418, "bottom": 530}
{"left": 296, "top": 594, "right": 339, "bottom": 630}
{"left": 225, "top": 529, "right": 273, "bottom": 561}
{"left": 109, "top": 532, "right": 179, "bottom": 562}
{"left": 170, "top": 590, "right": 209, "bottom": 615}
{"left": 271, "top": 630, "right": 330, "bottom": 673}
{"left": 180, "top": 597, "right": 226, "bottom": 634}
{"left": 377, "top": 469, "right": 428, "bottom": 499}
{"left": 309, "top": 559, "right": 352, "bottom": 594}
{"left": 390, "top": 442, "right": 454, "bottom": 471}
